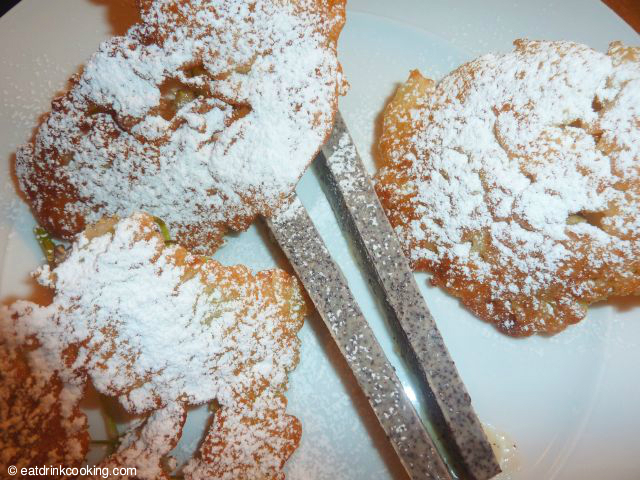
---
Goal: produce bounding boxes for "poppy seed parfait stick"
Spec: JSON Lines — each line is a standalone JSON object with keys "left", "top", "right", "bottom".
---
{"left": 317, "top": 111, "right": 501, "bottom": 480}
{"left": 266, "top": 197, "right": 453, "bottom": 480}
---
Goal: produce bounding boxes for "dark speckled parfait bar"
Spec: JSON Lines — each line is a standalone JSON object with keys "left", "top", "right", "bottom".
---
{"left": 267, "top": 197, "right": 452, "bottom": 480}
{"left": 317, "top": 112, "right": 501, "bottom": 480}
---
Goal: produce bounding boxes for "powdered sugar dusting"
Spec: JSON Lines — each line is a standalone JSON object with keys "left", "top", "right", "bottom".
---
{"left": 0, "top": 336, "right": 88, "bottom": 473}
{"left": 185, "top": 392, "right": 300, "bottom": 479}
{"left": 16, "top": 0, "right": 345, "bottom": 253}
{"left": 1, "top": 212, "right": 305, "bottom": 476}
{"left": 375, "top": 40, "right": 640, "bottom": 335}
{"left": 91, "top": 403, "right": 187, "bottom": 480}
{"left": 327, "top": 131, "right": 360, "bottom": 193}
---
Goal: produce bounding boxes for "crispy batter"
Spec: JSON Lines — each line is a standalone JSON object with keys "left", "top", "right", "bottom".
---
{"left": 16, "top": 0, "right": 346, "bottom": 254}
{"left": 375, "top": 40, "right": 640, "bottom": 336}
{"left": 86, "top": 403, "right": 188, "bottom": 480}
{"left": 185, "top": 392, "right": 300, "bottom": 480}
{"left": 0, "top": 338, "right": 89, "bottom": 477}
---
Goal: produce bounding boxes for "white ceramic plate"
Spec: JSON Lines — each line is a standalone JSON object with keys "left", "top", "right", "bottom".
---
{"left": 1, "top": 1, "right": 639, "bottom": 479}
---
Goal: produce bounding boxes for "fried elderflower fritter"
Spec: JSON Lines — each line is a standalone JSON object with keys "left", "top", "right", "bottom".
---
{"left": 16, "top": 0, "right": 346, "bottom": 254}
{"left": 375, "top": 40, "right": 640, "bottom": 335}
{"left": 3, "top": 212, "right": 306, "bottom": 478}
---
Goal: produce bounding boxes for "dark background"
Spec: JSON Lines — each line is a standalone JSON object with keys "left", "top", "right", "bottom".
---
{"left": 1, "top": 0, "right": 21, "bottom": 18}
